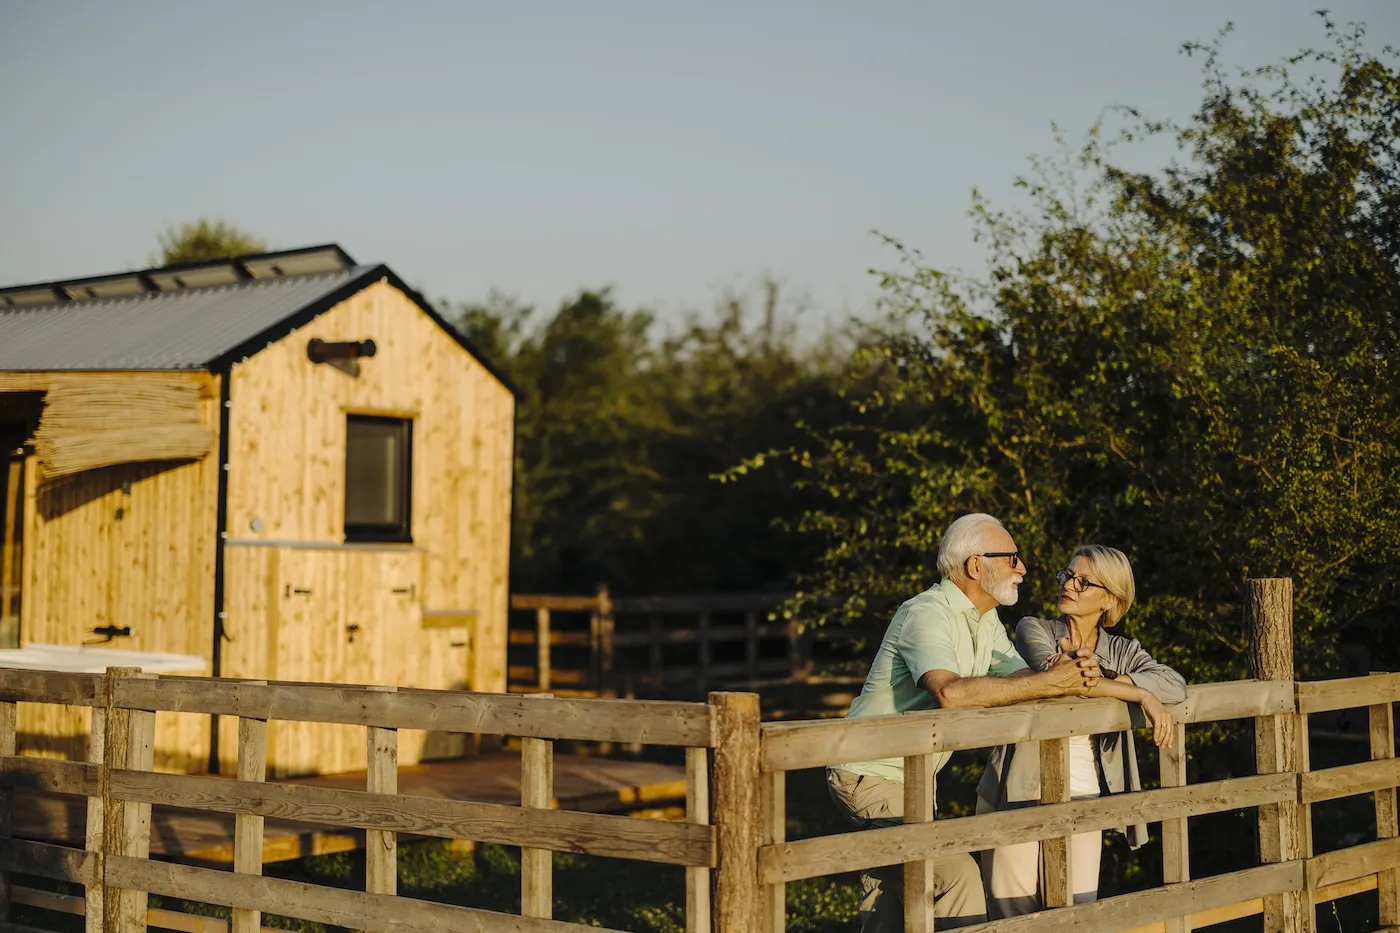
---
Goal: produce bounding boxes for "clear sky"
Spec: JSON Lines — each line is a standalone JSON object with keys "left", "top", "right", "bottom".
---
{"left": 1, "top": 1, "right": 1395, "bottom": 328}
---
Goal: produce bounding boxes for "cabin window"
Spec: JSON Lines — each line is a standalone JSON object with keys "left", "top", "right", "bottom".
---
{"left": 344, "top": 415, "right": 412, "bottom": 543}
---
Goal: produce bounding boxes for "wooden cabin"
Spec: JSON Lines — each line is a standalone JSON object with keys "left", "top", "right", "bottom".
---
{"left": 0, "top": 245, "right": 515, "bottom": 776}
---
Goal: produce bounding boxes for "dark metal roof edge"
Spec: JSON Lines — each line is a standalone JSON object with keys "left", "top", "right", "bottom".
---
{"left": 0, "top": 243, "right": 356, "bottom": 299}
{"left": 158, "top": 242, "right": 355, "bottom": 275}
{"left": 203, "top": 265, "right": 519, "bottom": 397}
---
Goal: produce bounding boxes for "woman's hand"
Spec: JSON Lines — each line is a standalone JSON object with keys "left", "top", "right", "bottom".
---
{"left": 1138, "top": 689, "right": 1175, "bottom": 747}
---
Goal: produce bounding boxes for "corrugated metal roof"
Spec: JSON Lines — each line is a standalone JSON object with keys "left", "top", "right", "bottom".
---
{"left": 0, "top": 266, "right": 375, "bottom": 371}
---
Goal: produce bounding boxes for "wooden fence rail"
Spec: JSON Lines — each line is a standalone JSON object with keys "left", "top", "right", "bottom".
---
{"left": 2, "top": 577, "right": 1398, "bottom": 933}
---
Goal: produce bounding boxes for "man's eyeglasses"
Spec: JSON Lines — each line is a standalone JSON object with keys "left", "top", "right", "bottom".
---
{"left": 1056, "top": 569, "right": 1109, "bottom": 594}
{"left": 977, "top": 551, "right": 1023, "bottom": 571}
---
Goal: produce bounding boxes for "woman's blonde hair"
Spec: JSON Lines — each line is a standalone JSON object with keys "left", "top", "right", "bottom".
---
{"left": 1071, "top": 544, "right": 1135, "bottom": 627}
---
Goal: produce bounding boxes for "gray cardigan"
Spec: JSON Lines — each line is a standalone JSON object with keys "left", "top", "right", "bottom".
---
{"left": 975, "top": 615, "right": 1187, "bottom": 848}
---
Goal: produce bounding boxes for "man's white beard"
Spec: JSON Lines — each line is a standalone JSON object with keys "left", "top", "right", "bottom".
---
{"left": 981, "top": 571, "right": 1022, "bottom": 607}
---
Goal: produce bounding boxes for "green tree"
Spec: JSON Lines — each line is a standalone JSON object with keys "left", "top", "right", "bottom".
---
{"left": 155, "top": 218, "right": 267, "bottom": 265}
{"left": 732, "top": 16, "right": 1400, "bottom": 686}
{"left": 452, "top": 282, "right": 849, "bottom": 595}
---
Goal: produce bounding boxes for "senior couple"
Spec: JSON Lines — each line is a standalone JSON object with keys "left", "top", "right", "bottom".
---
{"left": 827, "top": 512, "right": 1185, "bottom": 928}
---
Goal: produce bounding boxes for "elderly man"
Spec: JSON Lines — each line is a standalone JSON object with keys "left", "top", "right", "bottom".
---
{"left": 827, "top": 512, "right": 1101, "bottom": 930}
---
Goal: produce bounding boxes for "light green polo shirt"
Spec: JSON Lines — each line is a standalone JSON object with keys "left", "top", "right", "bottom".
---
{"left": 834, "top": 577, "right": 1028, "bottom": 783}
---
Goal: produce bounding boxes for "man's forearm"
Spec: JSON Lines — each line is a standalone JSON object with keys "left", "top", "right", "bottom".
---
{"left": 933, "top": 669, "right": 1068, "bottom": 709}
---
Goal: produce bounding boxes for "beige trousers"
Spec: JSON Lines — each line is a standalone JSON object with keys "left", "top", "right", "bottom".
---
{"left": 827, "top": 769, "right": 988, "bottom": 931}
{"left": 976, "top": 794, "right": 1103, "bottom": 919}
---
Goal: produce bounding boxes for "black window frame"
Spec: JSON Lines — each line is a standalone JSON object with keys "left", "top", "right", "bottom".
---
{"left": 343, "top": 414, "right": 413, "bottom": 544}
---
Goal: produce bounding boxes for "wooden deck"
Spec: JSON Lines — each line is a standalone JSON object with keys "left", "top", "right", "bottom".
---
{"left": 15, "top": 752, "right": 687, "bottom": 865}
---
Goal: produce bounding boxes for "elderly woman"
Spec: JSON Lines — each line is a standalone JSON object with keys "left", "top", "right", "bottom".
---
{"left": 976, "top": 544, "right": 1186, "bottom": 918}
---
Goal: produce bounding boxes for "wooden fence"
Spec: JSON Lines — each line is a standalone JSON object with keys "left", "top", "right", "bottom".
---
{"left": 508, "top": 589, "right": 863, "bottom": 707}
{"left": 0, "top": 668, "right": 738, "bottom": 933}
{"left": 1, "top": 577, "right": 1398, "bottom": 933}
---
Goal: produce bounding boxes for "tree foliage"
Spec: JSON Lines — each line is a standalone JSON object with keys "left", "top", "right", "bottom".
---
{"left": 732, "top": 18, "right": 1400, "bottom": 683}
{"left": 453, "top": 283, "right": 849, "bottom": 594}
{"left": 156, "top": 218, "right": 267, "bottom": 265}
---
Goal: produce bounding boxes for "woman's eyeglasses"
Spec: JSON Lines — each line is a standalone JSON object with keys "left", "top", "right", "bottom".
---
{"left": 1055, "top": 569, "right": 1110, "bottom": 594}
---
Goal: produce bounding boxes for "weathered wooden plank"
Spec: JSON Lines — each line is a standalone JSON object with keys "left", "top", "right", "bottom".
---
{"left": 0, "top": 700, "right": 13, "bottom": 925}
{"left": 0, "top": 838, "right": 98, "bottom": 885}
{"left": 0, "top": 755, "right": 100, "bottom": 796}
{"left": 104, "top": 856, "right": 628, "bottom": 933}
{"left": 1159, "top": 725, "right": 1189, "bottom": 933}
{"left": 106, "top": 670, "right": 156, "bottom": 933}
{"left": 1040, "top": 737, "right": 1072, "bottom": 909}
{"left": 685, "top": 746, "right": 711, "bottom": 933}
{"left": 762, "top": 769, "right": 786, "bottom": 933}
{"left": 84, "top": 705, "right": 104, "bottom": 933}
{"left": 510, "top": 595, "right": 601, "bottom": 612}
{"left": 232, "top": 705, "right": 268, "bottom": 933}
{"left": 112, "top": 678, "right": 714, "bottom": 747}
{"left": 1305, "top": 837, "right": 1400, "bottom": 890}
{"left": 12, "top": 884, "right": 300, "bottom": 933}
{"left": 1297, "top": 673, "right": 1400, "bottom": 714}
{"left": 950, "top": 860, "right": 1305, "bottom": 933}
{"left": 365, "top": 685, "right": 398, "bottom": 905}
{"left": 760, "top": 682, "right": 1289, "bottom": 772}
{"left": 0, "top": 669, "right": 104, "bottom": 706}
{"left": 1171, "top": 679, "right": 1295, "bottom": 722}
{"left": 759, "top": 771, "right": 1295, "bottom": 883}
{"left": 1374, "top": 700, "right": 1399, "bottom": 928}
{"left": 521, "top": 697, "right": 553, "bottom": 920}
{"left": 902, "top": 754, "right": 934, "bottom": 933}
{"left": 106, "top": 769, "right": 714, "bottom": 866}
{"left": 1300, "top": 757, "right": 1400, "bottom": 804}
{"left": 712, "top": 692, "right": 762, "bottom": 933}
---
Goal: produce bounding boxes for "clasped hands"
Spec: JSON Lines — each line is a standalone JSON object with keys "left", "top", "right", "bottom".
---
{"left": 1045, "top": 636, "right": 1175, "bottom": 746}
{"left": 1046, "top": 636, "right": 1101, "bottom": 694}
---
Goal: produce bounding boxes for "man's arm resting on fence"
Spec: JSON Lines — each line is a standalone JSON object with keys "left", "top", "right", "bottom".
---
{"left": 921, "top": 654, "right": 1101, "bottom": 709}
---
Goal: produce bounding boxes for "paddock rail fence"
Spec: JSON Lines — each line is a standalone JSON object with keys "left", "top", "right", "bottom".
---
{"left": 0, "top": 577, "right": 1396, "bottom": 933}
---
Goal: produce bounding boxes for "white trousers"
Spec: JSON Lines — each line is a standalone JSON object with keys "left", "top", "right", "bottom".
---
{"left": 977, "top": 794, "right": 1103, "bottom": 919}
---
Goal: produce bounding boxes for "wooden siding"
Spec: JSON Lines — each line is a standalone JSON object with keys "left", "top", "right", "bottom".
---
{"left": 218, "top": 279, "right": 513, "bottom": 774}
{"left": 11, "top": 371, "right": 220, "bottom": 772}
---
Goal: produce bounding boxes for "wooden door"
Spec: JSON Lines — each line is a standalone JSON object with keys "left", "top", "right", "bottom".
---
{"left": 268, "top": 547, "right": 353, "bottom": 776}
{"left": 344, "top": 548, "right": 423, "bottom": 687}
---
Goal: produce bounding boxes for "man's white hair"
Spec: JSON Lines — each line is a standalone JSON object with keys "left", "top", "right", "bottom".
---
{"left": 937, "top": 513, "right": 1008, "bottom": 582}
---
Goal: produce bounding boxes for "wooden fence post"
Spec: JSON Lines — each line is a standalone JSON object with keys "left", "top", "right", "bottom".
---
{"left": 85, "top": 700, "right": 106, "bottom": 933}
{"left": 686, "top": 746, "right": 713, "bottom": 933}
{"left": 1371, "top": 695, "right": 1399, "bottom": 927}
{"left": 594, "top": 584, "right": 615, "bottom": 697}
{"left": 535, "top": 608, "right": 552, "bottom": 692}
{"left": 1247, "top": 577, "right": 1310, "bottom": 933}
{"left": 521, "top": 693, "right": 554, "bottom": 920}
{"left": 0, "top": 684, "right": 14, "bottom": 924}
{"left": 365, "top": 685, "right": 398, "bottom": 908}
{"left": 1159, "top": 724, "right": 1190, "bottom": 933}
{"left": 903, "top": 753, "right": 935, "bottom": 932}
{"left": 1040, "top": 737, "right": 1072, "bottom": 909}
{"left": 762, "top": 768, "right": 786, "bottom": 933}
{"left": 712, "top": 691, "right": 761, "bottom": 933}
{"left": 102, "top": 668, "right": 155, "bottom": 933}
{"left": 232, "top": 682, "right": 268, "bottom": 933}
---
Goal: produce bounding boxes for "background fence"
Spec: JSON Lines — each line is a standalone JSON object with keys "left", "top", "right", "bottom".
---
{"left": 507, "top": 589, "right": 864, "bottom": 715}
